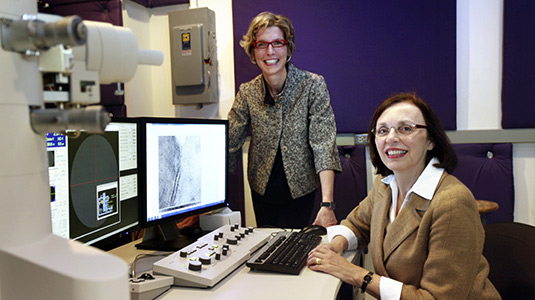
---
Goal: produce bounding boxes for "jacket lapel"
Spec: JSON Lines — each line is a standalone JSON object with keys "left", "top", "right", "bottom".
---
{"left": 382, "top": 193, "right": 430, "bottom": 261}
{"left": 370, "top": 185, "right": 391, "bottom": 276}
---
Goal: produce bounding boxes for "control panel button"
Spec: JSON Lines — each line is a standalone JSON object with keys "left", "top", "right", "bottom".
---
{"left": 188, "top": 260, "right": 202, "bottom": 271}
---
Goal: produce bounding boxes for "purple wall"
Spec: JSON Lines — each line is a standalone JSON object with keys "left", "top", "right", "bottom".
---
{"left": 233, "top": 0, "right": 457, "bottom": 133}
{"left": 502, "top": 0, "right": 535, "bottom": 129}
{"left": 130, "top": 0, "right": 188, "bottom": 8}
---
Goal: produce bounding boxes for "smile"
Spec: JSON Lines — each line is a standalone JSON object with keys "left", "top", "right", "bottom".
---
{"left": 264, "top": 59, "right": 279, "bottom": 65}
{"left": 387, "top": 150, "right": 408, "bottom": 156}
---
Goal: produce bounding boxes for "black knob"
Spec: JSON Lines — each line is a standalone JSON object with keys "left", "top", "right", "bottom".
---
{"left": 188, "top": 261, "right": 202, "bottom": 271}
{"left": 199, "top": 256, "right": 211, "bottom": 265}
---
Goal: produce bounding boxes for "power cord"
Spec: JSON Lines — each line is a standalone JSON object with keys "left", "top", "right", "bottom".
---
{"left": 130, "top": 253, "right": 168, "bottom": 279}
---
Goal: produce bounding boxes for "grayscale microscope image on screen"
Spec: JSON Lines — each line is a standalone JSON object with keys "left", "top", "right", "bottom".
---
{"left": 158, "top": 135, "right": 201, "bottom": 212}
{"left": 141, "top": 118, "right": 228, "bottom": 230}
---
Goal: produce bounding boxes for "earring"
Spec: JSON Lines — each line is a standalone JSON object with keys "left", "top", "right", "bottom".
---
{"left": 287, "top": 55, "right": 292, "bottom": 63}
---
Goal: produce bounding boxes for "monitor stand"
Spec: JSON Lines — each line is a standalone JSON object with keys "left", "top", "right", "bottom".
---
{"left": 135, "top": 222, "right": 196, "bottom": 252}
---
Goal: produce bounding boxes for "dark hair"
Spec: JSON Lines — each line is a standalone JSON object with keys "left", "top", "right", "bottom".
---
{"left": 240, "top": 12, "right": 295, "bottom": 64}
{"left": 367, "top": 92, "right": 457, "bottom": 176}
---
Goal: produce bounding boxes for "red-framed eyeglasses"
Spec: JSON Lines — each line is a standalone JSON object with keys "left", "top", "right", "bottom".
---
{"left": 253, "top": 39, "right": 288, "bottom": 49}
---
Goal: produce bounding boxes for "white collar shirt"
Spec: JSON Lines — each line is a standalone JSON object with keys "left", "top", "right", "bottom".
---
{"left": 383, "top": 157, "right": 444, "bottom": 223}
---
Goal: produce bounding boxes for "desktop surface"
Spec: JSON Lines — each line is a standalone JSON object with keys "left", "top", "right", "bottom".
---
{"left": 109, "top": 228, "right": 358, "bottom": 300}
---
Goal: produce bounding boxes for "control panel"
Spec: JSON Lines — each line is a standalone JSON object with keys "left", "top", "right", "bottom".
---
{"left": 152, "top": 224, "right": 271, "bottom": 288}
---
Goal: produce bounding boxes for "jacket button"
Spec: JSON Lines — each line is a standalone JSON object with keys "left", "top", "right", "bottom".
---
{"left": 282, "top": 146, "right": 288, "bottom": 152}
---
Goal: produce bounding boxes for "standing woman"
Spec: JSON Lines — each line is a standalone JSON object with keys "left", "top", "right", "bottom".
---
{"left": 307, "top": 93, "right": 500, "bottom": 299}
{"left": 228, "top": 12, "right": 341, "bottom": 228}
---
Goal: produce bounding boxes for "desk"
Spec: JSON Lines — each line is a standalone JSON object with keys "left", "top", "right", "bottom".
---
{"left": 109, "top": 229, "right": 359, "bottom": 300}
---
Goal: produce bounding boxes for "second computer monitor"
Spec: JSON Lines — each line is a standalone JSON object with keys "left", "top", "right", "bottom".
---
{"left": 138, "top": 117, "right": 228, "bottom": 243}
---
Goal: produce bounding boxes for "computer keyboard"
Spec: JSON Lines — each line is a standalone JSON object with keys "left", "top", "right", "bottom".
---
{"left": 152, "top": 224, "right": 271, "bottom": 288}
{"left": 246, "top": 230, "right": 322, "bottom": 275}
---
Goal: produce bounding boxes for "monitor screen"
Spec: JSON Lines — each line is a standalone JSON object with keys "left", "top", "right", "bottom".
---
{"left": 136, "top": 117, "right": 228, "bottom": 250}
{"left": 47, "top": 117, "right": 140, "bottom": 250}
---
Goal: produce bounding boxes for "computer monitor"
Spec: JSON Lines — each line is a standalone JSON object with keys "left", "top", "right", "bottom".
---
{"left": 136, "top": 117, "right": 229, "bottom": 251}
{"left": 47, "top": 117, "right": 141, "bottom": 250}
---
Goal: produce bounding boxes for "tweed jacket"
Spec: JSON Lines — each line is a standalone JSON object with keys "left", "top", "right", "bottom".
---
{"left": 228, "top": 64, "right": 341, "bottom": 199}
{"left": 341, "top": 173, "right": 501, "bottom": 299}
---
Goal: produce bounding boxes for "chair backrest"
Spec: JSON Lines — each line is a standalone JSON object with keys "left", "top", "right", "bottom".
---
{"left": 312, "top": 145, "right": 368, "bottom": 224}
{"left": 483, "top": 222, "right": 535, "bottom": 299}
{"left": 451, "top": 143, "right": 514, "bottom": 224}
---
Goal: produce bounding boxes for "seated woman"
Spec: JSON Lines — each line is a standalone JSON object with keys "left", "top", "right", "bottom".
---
{"left": 307, "top": 93, "right": 500, "bottom": 299}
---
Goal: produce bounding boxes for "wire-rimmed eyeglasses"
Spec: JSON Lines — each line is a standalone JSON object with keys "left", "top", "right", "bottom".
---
{"left": 253, "top": 39, "right": 288, "bottom": 49}
{"left": 371, "top": 123, "right": 427, "bottom": 137}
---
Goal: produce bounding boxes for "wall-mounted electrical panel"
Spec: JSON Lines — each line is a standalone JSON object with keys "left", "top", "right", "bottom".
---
{"left": 168, "top": 7, "right": 218, "bottom": 106}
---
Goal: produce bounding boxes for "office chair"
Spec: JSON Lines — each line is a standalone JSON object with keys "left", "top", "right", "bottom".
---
{"left": 483, "top": 222, "right": 535, "bottom": 299}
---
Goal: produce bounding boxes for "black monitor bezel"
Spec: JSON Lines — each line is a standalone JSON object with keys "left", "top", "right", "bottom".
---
{"left": 137, "top": 117, "right": 229, "bottom": 229}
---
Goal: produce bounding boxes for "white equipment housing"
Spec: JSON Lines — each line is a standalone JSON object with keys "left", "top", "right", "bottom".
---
{"left": 0, "top": 1, "right": 162, "bottom": 299}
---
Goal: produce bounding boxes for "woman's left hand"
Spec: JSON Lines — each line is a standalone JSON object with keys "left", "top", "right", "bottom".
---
{"left": 312, "top": 207, "right": 337, "bottom": 227}
{"left": 307, "top": 243, "right": 362, "bottom": 286}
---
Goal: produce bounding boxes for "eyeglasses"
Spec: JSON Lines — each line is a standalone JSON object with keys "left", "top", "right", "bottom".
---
{"left": 253, "top": 39, "right": 288, "bottom": 49}
{"left": 371, "top": 123, "right": 427, "bottom": 137}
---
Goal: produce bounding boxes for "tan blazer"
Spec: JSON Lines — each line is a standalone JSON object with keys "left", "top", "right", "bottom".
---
{"left": 341, "top": 173, "right": 501, "bottom": 299}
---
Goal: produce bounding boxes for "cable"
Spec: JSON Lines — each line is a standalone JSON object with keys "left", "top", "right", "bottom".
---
{"left": 130, "top": 253, "right": 168, "bottom": 279}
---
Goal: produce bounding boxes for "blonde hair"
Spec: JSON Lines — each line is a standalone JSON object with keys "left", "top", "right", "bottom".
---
{"left": 240, "top": 12, "right": 295, "bottom": 63}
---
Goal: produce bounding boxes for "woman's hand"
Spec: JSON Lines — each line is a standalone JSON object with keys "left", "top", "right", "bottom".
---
{"left": 312, "top": 207, "right": 337, "bottom": 227}
{"left": 313, "top": 170, "right": 338, "bottom": 227}
{"left": 307, "top": 242, "right": 364, "bottom": 287}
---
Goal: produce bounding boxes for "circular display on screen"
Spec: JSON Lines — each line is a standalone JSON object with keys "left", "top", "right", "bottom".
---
{"left": 70, "top": 135, "right": 118, "bottom": 228}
